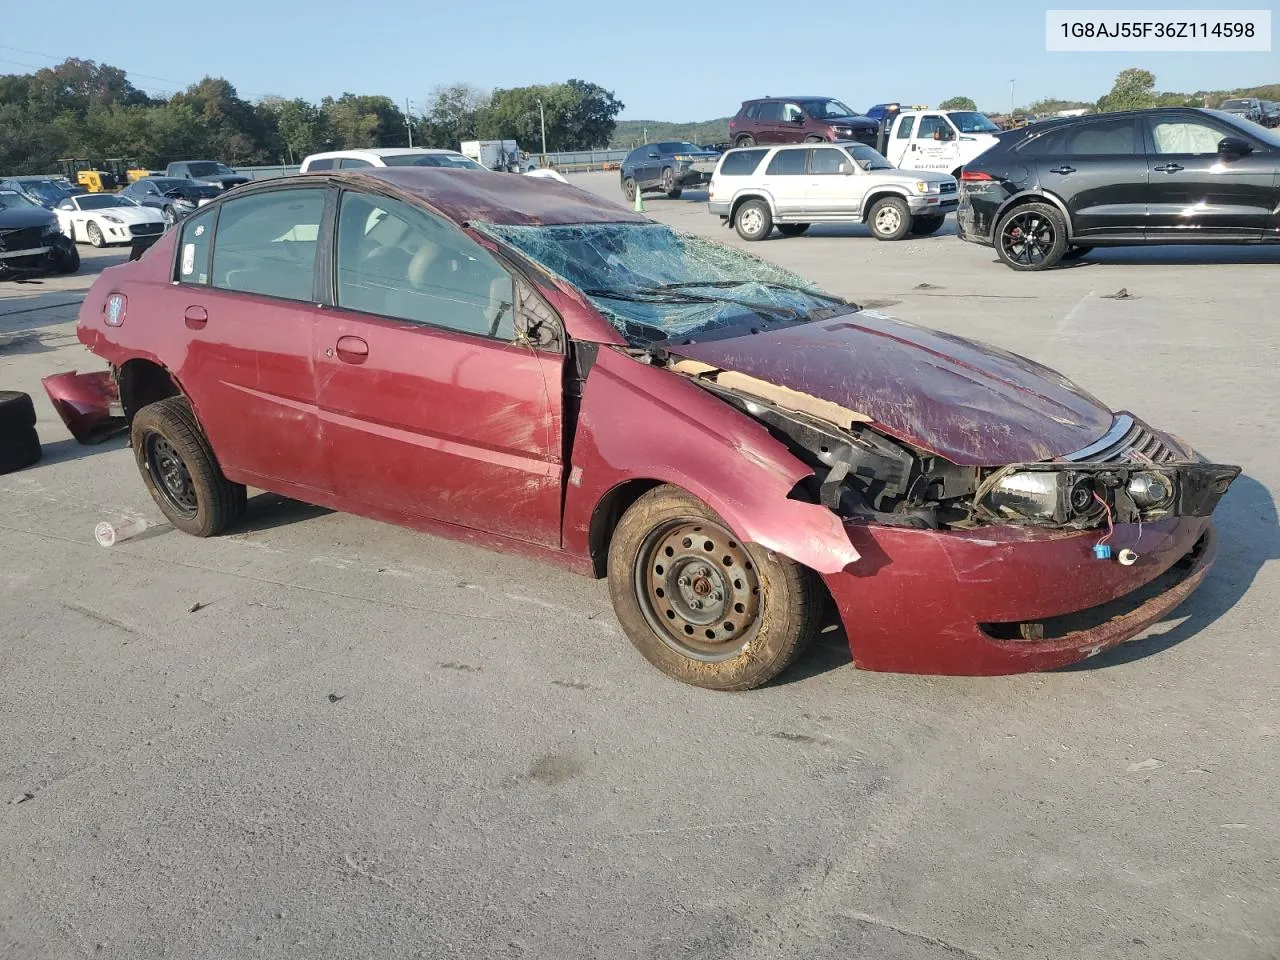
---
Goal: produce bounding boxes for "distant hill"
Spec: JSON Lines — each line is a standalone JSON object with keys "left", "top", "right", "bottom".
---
{"left": 611, "top": 118, "right": 732, "bottom": 148}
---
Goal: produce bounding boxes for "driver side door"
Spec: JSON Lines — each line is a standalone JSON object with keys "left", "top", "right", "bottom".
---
{"left": 314, "top": 190, "right": 565, "bottom": 547}
{"left": 912, "top": 115, "right": 958, "bottom": 172}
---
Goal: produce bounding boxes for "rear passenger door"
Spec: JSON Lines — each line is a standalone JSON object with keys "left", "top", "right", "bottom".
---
{"left": 173, "top": 187, "right": 332, "bottom": 491}
{"left": 761, "top": 149, "right": 809, "bottom": 215}
{"left": 1021, "top": 116, "right": 1147, "bottom": 240}
{"left": 755, "top": 102, "right": 785, "bottom": 143}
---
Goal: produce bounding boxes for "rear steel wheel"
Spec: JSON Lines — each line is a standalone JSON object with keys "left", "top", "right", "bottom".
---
{"left": 995, "top": 202, "right": 1068, "bottom": 271}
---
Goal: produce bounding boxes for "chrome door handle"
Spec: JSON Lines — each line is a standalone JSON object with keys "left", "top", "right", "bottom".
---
{"left": 1048, "top": 165, "right": 1075, "bottom": 175}
{"left": 1154, "top": 163, "right": 1184, "bottom": 173}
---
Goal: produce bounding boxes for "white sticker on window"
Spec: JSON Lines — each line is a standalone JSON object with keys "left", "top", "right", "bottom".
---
{"left": 181, "top": 243, "right": 196, "bottom": 276}
{"left": 194, "top": 224, "right": 205, "bottom": 237}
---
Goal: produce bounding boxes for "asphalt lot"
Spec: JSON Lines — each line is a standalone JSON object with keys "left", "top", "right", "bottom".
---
{"left": 2, "top": 178, "right": 1278, "bottom": 960}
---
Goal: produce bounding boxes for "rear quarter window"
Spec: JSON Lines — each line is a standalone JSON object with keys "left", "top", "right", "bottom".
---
{"left": 305, "top": 158, "right": 335, "bottom": 171}
{"left": 718, "top": 149, "right": 767, "bottom": 176}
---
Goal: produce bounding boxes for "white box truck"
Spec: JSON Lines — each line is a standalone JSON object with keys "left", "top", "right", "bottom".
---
{"left": 460, "top": 140, "right": 532, "bottom": 173}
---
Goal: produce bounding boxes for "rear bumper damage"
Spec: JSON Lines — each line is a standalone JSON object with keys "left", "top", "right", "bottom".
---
{"left": 822, "top": 515, "right": 1215, "bottom": 675}
{"left": 42, "top": 369, "right": 125, "bottom": 443}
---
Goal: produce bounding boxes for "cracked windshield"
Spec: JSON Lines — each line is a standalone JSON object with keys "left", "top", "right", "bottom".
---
{"left": 481, "top": 222, "right": 850, "bottom": 343}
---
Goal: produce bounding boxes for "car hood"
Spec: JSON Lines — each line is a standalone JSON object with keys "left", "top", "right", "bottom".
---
{"left": 874, "top": 167, "right": 954, "bottom": 184}
{"left": 826, "top": 115, "right": 878, "bottom": 129}
{"left": 666, "top": 309, "right": 1114, "bottom": 465}
{"left": 0, "top": 208, "right": 56, "bottom": 230}
{"left": 80, "top": 206, "right": 163, "bottom": 224}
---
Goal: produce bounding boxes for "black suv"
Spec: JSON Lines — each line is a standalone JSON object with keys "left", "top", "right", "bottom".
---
{"left": 957, "top": 108, "right": 1280, "bottom": 270}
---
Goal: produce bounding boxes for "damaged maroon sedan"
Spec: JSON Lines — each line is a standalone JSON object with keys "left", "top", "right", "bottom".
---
{"left": 72, "top": 168, "right": 1239, "bottom": 689}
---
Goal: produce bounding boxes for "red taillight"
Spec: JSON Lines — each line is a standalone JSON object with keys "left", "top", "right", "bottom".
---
{"left": 960, "top": 170, "right": 995, "bottom": 181}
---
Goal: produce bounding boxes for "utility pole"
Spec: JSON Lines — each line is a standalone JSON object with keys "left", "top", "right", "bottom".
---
{"left": 1009, "top": 80, "right": 1016, "bottom": 119}
{"left": 536, "top": 97, "right": 548, "bottom": 158}
{"left": 405, "top": 98, "right": 415, "bottom": 148}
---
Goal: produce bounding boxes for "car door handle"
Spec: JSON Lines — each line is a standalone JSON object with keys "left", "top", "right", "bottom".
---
{"left": 183, "top": 305, "right": 207, "bottom": 330}
{"left": 1154, "top": 163, "right": 1184, "bottom": 173}
{"left": 1047, "top": 165, "right": 1075, "bottom": 175}
{"left": 334, "top": 335, "right": 369, "bottom": 364}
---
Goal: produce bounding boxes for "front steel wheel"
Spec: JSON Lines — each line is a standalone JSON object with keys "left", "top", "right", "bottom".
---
{"left": 607, "top": 485, "right": 822, "bottom": 690}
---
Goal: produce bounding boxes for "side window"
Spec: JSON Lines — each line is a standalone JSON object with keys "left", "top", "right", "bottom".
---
{"left": 783, "top": 102, "right": 804, "bottom": 122}
{"left": 210, "top": 188, "right": 325, "bottom": 301}
{"left": 808, "top": 148, "right": 849, "bottom": 174}
{"left": 1149, "top": 118, "right": 1229, "bottom": 155}
{"left": 175, "top": 205, "right": 217, "bottom": 284}
{"left": 765, "top": 149, "right": 809, "bottom": 175}
{"left": 718, "top": 149, "right": 767, "bottom": 176}
{"left": 895, "top": 116, "right": 916, "bottom": 139}
{"left": 917, "top": 116, "right": 953, "bottom": 140}
{"left": 337, "top": 157, "right": 373, "bottom": 169}
{"left": 757, "top": 102, "right": 784, "bottom": 122}
{"left": 307, "top": 158, "right": 335, "bottom": 171}
{"left": 1064, "top": 118, "right": 1138, "bottom": 156}
{"left": 744, "top": 103, "right": 759, "bottom": 120}
{"left": 334, "top": 191, "right": 515, "bottom": 339}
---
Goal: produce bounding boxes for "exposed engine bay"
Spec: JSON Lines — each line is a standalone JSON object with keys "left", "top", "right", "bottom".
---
{"left": 658, "top": 354, "right": 1240, "bottom": 532}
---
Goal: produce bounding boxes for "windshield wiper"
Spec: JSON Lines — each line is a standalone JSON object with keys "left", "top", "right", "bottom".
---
{"left": 648, "top": 279, "right": 852, "bottom": 306}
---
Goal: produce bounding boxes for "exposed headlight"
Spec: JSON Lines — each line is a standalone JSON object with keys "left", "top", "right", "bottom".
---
{"left": 103, "top": 215, "right": 124, "bottom": 223}
{"left": 985, "top": 471, "right": 1101, "bottom": 523}
{"left": 1127, "top": 471, "right": 1175, "bottom": 508}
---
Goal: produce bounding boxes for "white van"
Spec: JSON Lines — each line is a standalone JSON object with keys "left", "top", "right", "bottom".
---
{"left": 299, "top": 148, "right": 484, "bottom": 172}
{"left": 883, "top": 110, "right": 1002, "bottom": 178}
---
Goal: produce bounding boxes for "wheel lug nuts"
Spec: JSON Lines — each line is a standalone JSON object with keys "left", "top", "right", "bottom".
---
{"left": 711, "top": 591, "right": 722, "bottom": 602}
{"left": 678, "top": 576, "right": 690, "bottom": 586}
{"left": 689, "top": 599, "right": 702, "bottom": 609}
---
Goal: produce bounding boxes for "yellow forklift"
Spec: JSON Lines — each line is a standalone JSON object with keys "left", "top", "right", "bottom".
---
{"left": 53, "top": 158, "right": 149, "bottom": 192}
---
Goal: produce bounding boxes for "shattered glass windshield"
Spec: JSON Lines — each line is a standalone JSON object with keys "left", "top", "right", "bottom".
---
{"left": 479, "top": 221, "right": 851, "bottom": 344}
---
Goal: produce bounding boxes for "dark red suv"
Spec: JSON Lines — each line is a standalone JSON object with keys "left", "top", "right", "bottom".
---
{"left": 729, "top": 97, "right": 880, "bottom": 148}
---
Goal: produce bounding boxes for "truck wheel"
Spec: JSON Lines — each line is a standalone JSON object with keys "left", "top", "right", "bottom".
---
{"left": 131, "top": 397, "right": 246, "bottom": 537}
{"left": 734, "top": 134, "right": 756, "bottom": 147}
{"left": 606, "top": 485, "right": 821, "bottom": 690}
{"left": 661, "top": 167, "right": 682, "bottom": 199}
{"left": 86, "top": 221, "right": 105, "bottom": 248}
{"left": 995, "top": 202, "right": 1068, "bottom": 271}
{"left": 776, "top": 223, "right": 810, "bottom": 237}
{"left": 868, "top": 196, "right": 911, "bottom": 241}
{"left": 622, "top": 177, "right": 638, "bottom": 202}
{"left": 734, "top": 199, "right": 772, "bottom": 241}
{"left": 909, "top": 215, "right": 945, "bottom": 236}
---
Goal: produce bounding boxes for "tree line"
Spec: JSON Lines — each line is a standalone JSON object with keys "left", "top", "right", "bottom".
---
{"left": 0, "top": 60, "right": 625, "bottom": 175}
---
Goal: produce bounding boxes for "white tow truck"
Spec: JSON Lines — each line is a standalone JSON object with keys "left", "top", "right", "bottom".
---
{"left": 883, "top": 109, "right": 1003, "bottom": 178}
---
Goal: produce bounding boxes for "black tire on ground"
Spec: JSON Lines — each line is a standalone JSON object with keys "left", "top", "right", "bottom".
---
{"left": 56, "top": 246, "right": 80, "bottom": 274}
{"left": 661, "top": 167, "right": 682, "bottom": 199}
{"left": 867, "top": 196, "right": 912, "bottom": 241}
{"left": 606, "top": 485, "right": 822, "bottom": 691}
{"left": 86, "top": 221, "right": 105, "bottom": 248}
{"left": 734, "top": 199, "right": 773, "bottom": 241}
{"left": 994, "top": 201, "right": 1069, "bottom": 271}
{"left": 130, "top": 396, "right": 246, "bottom": 537}
{"left": 776, "top": 223, "right": 810, "bottom": 237}
{"left": 622, "top": 177, "right": 637, "bottom": 202}
{"left": 0, "top": 426, "right": 40, "bottom": 475}
{"left": 734, "top": 134, "right": 756, "bottom": 147}
{"left": 1062, "top": 245, "right": 1094, "bottom": 261}
{"left": 909, "top": 215, "right": 946, "bottom": 237}
{"left": 0, "top": 390, "right": 37, "bottom": 429}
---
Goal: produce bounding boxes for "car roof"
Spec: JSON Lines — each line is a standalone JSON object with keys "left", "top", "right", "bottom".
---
{"left": 746, "top": 95, "right": 837, "bottom": 102}
{"left": 271, "top": 168, "right": 648, "bottom": 227}
{"left": 7, "top": 175, "right": 57, "bottom": 182}
{"left": 305, "top": 148, "right": 464, "bottom": 160}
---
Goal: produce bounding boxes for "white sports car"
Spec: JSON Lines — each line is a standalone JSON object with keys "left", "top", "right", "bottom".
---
{"left": 54, "top": 193, "right": 167, "bottom": 247}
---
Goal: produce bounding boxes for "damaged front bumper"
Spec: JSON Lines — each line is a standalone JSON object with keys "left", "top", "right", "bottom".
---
{"left": 822, "top": 514, "right": 1215, "bottom": 675}
{"left": 41, "top": 369, "right": 125, "bottom": 443}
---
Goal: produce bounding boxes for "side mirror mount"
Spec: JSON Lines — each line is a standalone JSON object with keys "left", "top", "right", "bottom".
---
{"left": 842, "top": 164, "right": 856, "bottom": 175}
{"left": 647, "top": 151, "right": 659, "bottom": 158}
{"left": 1218, "top": 136, "right": 1252, "bottom": 157}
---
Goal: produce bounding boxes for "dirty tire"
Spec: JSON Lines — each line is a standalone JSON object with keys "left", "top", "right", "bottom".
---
{"left": 868, "top": 196, "right": 911, "bottom": 241}
{"left": 0, "top": 391, "right": 37, "bottom": 430}
{"left": 661, "top": 167, "right": 681, "bottom": 199}
{"left": 776, "top": 223, "right": 810, "bottom": 237}
{"left": 909, "top": 215, "right": 946, "bottom": 236}
{"left": 734, "top": 134, "right": 756, "bottom": 147}
{"left": 606, "top": 485, "right": 822, "bottom": 691}
{"left": 86, "top": 221, "right": 105, "bottom": 248}
{"left": 131, "top": 396, "right": 246, "bottom": 537}
{"left": 56, "top": 246, "right": 80, "bottom": 274}
{"left": 734, "top": 199, "right": 773, "bottom": 241}
{"left": 622, "top": 177, "right": 637, "bottom": 202}
{"left": 995, "top": 201, "right": 1068, "bottom": 271}
{"left": 0, "top": 424, "right": 41, "bottom": 475}
{"left": 1062, "top": 245, "right": 1094, "bottom": 261}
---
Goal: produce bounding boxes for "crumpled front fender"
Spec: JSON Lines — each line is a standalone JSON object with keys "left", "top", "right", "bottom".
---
{"left": 41, "top": 369, "right": 125, "bottom": 444}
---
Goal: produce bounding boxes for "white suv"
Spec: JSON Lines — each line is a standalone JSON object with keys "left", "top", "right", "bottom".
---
{"left": 299, "top": 148, "right": 485, "bottom": 172}
{"left": 707, "top": 142, "right": 958, "bottom": 241}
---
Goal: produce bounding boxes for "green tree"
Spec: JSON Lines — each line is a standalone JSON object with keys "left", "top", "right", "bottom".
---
{"left": 938, "top": 96, "right": 977, "bottom": 111}
{"left": 322, "top": 94, "right": 408, "bottom": 149}
{"left": 477, "top": 80, "right": 623, "bottom": 151}
{"left": 1097, "top": 68, "right": 1157, "bottom": 113}
{"left": 424, "top": 83, "right": 488, "bottom": 148}
{"left": 263, "top": 97, "right": 329, "bottom": 163}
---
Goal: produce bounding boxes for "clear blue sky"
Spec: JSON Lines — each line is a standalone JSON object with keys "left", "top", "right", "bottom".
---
{"left": 1, "top": 1, "right": 1274, "bottom": 119}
